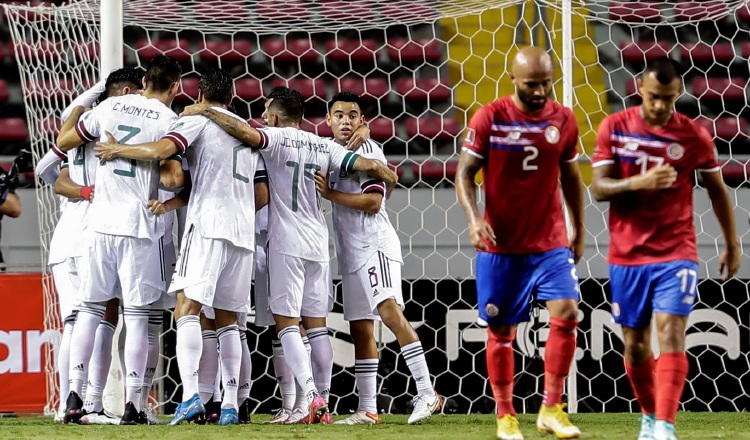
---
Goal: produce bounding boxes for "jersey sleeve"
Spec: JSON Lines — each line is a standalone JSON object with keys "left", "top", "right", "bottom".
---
{"left": 461, "top": 105, "right": 492, "bottom": 160}
{"left": 256, "top": 127, "right": 282, "bottom": 151}
{"left": 74, "top": 108, "right": 101, "bottom": 143}
{"left": 254, "top": 155, "right": 268, "bottom": 184}
{"left": 61, "top": 79, "right": 105, "bottom": 123}
{"left": 358, "top": 143, "right": 386, "bottom": 196}
{"left": 163, "top": 116, "right": 205, "bottom": 154}
{"left": 694, "top": 125, "right": 721, "bottom": 172}
{"left": 561, "top": 110, "right": 580, "bottom": 163}
{"left": 592, "top": 116, "right": 615, "bottom": 168}
{"left": 328, "top": 139, "right": 360, "bottom": 174}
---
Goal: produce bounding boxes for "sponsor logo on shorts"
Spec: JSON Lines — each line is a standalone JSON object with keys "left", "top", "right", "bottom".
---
{"left": 485, "top": 303, "right": 499, "bottom": 317}
{"left": 612, "top": 302, "right": 621, "bottom": 317}
{"left": 373, "top": 288, "right": 380, "bottom": 297}
{"left": 683, "top": 295, "right": 695, "bottom": 305}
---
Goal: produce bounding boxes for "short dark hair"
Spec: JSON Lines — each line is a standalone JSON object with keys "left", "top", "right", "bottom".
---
{"left": 267, "top": 86, "right": 304, "bottom": 123}
{"left": 643, "top": 58, "right": 682, "bottom": 85}
{"left": 199, "top": 68, "right": 233, "bottom": 105}
{"left": 328, "top": 91, "right": 363, "bottom": 112}
{"left": 101, "top": 66, "right": 144, "bottom": 101}
{"left": 144, "top": 55, "right": 182, "bottom": 93}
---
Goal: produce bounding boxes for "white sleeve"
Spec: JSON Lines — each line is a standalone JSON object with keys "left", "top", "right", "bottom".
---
{"left": 163, "top": 116, "right": 206, "bottom": 154}
{"left": 60, "top": 79, "right": 106, "bottom": 123}
{"left": 34, "top": 148, "right": 65, "bottom": 186}
{"left": 327, "top": 138, "right": 359, "bottom": 173}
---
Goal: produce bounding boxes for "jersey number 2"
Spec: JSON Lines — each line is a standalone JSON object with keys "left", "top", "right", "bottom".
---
{"left": 522, "top": 146, "right": 538, "bottom": 171}
{"left": 112, "top": 125, "right": 141, "bottom": 178}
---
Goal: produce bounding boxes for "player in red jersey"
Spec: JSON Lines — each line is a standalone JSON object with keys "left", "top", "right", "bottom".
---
{"left": 456, "top": 46, "right": 585, "bottom": 440}
{"left": 591, "top": 58, "right": 740, "bottom": 440}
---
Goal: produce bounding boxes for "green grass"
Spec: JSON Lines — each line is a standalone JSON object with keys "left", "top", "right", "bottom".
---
{"left": 0, "top": 413, "right": 749, "bottom": 439}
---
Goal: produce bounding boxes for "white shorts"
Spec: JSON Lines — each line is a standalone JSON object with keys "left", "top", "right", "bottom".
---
{"left": 153, "top": 237, "right": 177, "bottom": 310}
{"left": 267, "top": 247, "right": 333, "bottom": 319}
{"left": 169, "top": 225, "right": 253, "bottom": 313}
{"left": 252, "top": 264, "right": 275, "bottom": 327}
{"left": 51, "top": 257, "right": 80, "bottom": 321}
{"left": 78, "top": 233, "right": 164, "bottom": 307}
{"left": 342, "top": 251, "right": 404, "bottom": 321}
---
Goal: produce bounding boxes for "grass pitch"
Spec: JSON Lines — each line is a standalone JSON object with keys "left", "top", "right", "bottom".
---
{"left": 0, "top": 412, "right": 748, "bottom": 439}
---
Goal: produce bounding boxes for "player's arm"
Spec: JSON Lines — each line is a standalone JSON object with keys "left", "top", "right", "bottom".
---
{"left": 61, "top": 79, "right": 105, "bottom": 122}
{"left": 0, "top": 193, "right": 21, "bottom": 218}
{"left": 159, "top": 156, "right": 185, "bottom": 189}
{"left": 34, "top": 148, "right": 65, "bottom": 186}
{"left": 181, "top": 104, "right": 264, "bottom": 148}
{"left": 456, "top": 148, "right": 496, "bottom": 251}
{"left": 702, "top": 169, "right": 741, "bottom": 280}
{"left": 254, "top": 169, "right": 269, "bottom": 211}
{"left": 350, "top": 156, "right": 397, "bottom": 184}
{"left": 95, "top": 133, "right": 180, "bottom": 162}
{"left": 56, "top": 106, "right": 88, "bottom": 151}
{"left": 560, "top": 160, "right": 586, "bottom": 263}
{"left": 346, "top": 123, "right": 371, "bottom": 151}
{"left": 148, "top": 171, "right": 191, "bottom": 215}
{"left": 54, "top": 166, "right": 94, "bottom": 202}
{"left": 314, "top": 171, "right": 383, "bottom": 214}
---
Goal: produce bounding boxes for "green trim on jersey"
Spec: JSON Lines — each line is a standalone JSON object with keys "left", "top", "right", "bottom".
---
{"left": 342, "top": 151, "right": 360, "bottom": 173}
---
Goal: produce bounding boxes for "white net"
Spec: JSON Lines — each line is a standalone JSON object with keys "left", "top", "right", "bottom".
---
{"left": 4, "top": 0, "right": 750, "bottom": 416}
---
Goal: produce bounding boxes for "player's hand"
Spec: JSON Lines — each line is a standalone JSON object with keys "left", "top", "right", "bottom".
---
{"left": 633, "top": 164, "right": 677, "bottom": 191}
{"left": 180, "top": 103, "right": 210, "bottom": 117}
{"left": 347, "top": 123, "right": 370, "bottom": 151}
{"left": 468, "top": 217, "right": 496, "bottom": 251}
{"left": 147, "top": 199, "right": 166, "bottom": 215}
{"left": 569, "top": 229, "right": 585, "bottom": 263}
{"left": 314, "top": 171, "right": 332, "bottom": 199}
{"left": 94, "top": 132, "right": 121, "bottom": 163}
{"left": 719, "top": 241, "right": 741, "bottom": 281}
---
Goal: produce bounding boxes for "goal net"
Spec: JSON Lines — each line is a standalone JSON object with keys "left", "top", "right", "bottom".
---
{"left": 4, "top": 0, "right": 750, "bottom": 416}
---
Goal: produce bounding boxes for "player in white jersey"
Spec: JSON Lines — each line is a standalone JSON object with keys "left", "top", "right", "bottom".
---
{"left": 180, "top": 85, "right": 398, "bottom": 424}
{"left": 56, "top": 55, "right": 184, "bottom": 425}
{"left": 316, "top": 92, "right": 443, "bottom": 424}
{"left": 95, "top": 68, "right": 268, "bottom": 426}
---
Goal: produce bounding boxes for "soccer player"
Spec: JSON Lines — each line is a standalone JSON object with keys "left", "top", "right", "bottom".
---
{"left": 590, "top": 58, "right": 740, "bottom": 440}
{"left": 180, "top": 86, "right": 398, "bottom": 424}
{"left": 314, "top": 91, "right": 443, "bottom": 424}
{"left": 56, "top": 55, "right": 184, "bottom": 425}
{"left": 95, "top": 68, "right": 268, "bottom": 426}
{"left": 455, "top": 46, "right": 585, "bottom": 440}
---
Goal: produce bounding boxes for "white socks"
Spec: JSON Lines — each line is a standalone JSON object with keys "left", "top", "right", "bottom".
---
{"left": 176, "top": 315, "right": 202, "bottom": 402}
{"left": 198, "top": 329, "right": 218, "bottom": 404}
{"left": 401, "top": 341, "right": 434, "bottom": 396}
{"left": 141, "top": 309, "right": 162, "bottom": 408}
{"left": 57, "top": 318, "right": 75, "bottom": 410}
{"left": 238, "top": 331, "right": 252, "bottom": 406}
{"left": 217, "top": 325, "right": 241, "bottom": 410}
{"left": 83, "top": 320, "right": 116, "bottom": 413}
{"left": 307, "top": 327, "right": 332, "bottom": 404}
{"left": 278, "top": 326, "right": 317, "bottom": 403}
{"left": 68, "top": 304, "right": 105, "bottom": 396}
{"left": 271, "top": 339, "right": 295, "bottom": 412}
{"left": 355, "top": 358, "right": 379, "bottom": 413}
{"left": 123, "top": 307, "right": 150, "bottom": 411}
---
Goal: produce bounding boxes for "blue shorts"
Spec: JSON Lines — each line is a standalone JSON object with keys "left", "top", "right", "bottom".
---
{"left": 475, "top": 247, "right": 580, "bottom": 325}
{"left": 609, "top": 260, "right": 699, "bottom": 329}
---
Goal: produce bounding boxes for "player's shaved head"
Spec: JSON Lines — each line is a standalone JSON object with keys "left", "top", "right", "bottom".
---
{"left": 510, "top": 46, "right": 554, "bottom": 113}
{"left": 199, "top": 68, "right": 233, "bottom": 105}
{"left": 265, "top": 86, "right": 304, "bottom": 126}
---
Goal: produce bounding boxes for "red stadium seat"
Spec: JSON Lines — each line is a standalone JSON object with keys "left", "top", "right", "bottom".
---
{"left": 625, "top": 78, "right": 638, "bottom": 97}
{"left": 234, "top": 78, "right": 263, "bottom": 101}
{"left": 40, "top": 117, "right": 61, "bottom": 136}
{"left": 395, "top": 78, "right": 451, "bottom": 101}
{"left": 12, "top": 40, "right": 62, "bottom": 62}
{"left": 379, "top": 1, "right": 437, "bottom": 22}
{"left": 335, "top": 77, "right": 389, "bottom": 100}
{"left": 695, "top": 117, "right": 749, "bottom": 140}
{"left": 255, "top": 0, "right": 311, "bottom": 22}
{"left": 368, "top": 118, "right": 395, "bottom": 141}
{"left": 690, "top": 77, "right": 746, "bottom": 101}
{"left": 325, "top": 39, "right": 379, "bottom": 63}
{"left": 619, "top": 41, "right": 670, "bottom": 63}
{"left": 738, "top": 2, "right": 750, "bottom": 23}
{"left": 175, "top": 77, "right": 200, "bottom": 103}
{"left": 404, "top": 117, "right": 460, "bottom": 140}
{"left": 129, "top": 0, "right": 182, "bottom": 21}
{"left": 681, "top": 43, "right": 735, "bottom": 64}
{"left": 193, "top": 1, "right": 250, "bottom": 22}
{"left": 608, "top": 2, "right": 662, "bottom": 23}
{"left": 270, "top": 77, "right": 326, "bottom": 100}
{"left": 135, "top": 38, "right": 192, "bottom": 63}
{"left": 26, "top": 79, "right": 74, "bottom": 100}
{"left": 262, "top": 38, "right": 318, "bottom": 63}
{"left": 72, "top": 41, "right": 98, "bottom": 62}
{"left": 0, "top": 118, "right": 29, "bottom": 142}
{"left": 416, "top": 161, "right": 458, "bottom": 181}
{"left": 301, "top": 117, "right": 333, "bottom": 137}
{"left": 387, "top": 39, "right": 443, "bottom": 64}
{"left": 200, "top": 39, "right": 254, "bottom": 63}
{"left": 0, "top": 79, "right": 8, "bottom": 103}
{"left": 320, "top": 0, "right": 375, "bottom": 22}
{"left": 673, "top": 1, "right": 727, "bottom": 22}
{"left": 739, "top": 42, "right": 750, "bottom": 59}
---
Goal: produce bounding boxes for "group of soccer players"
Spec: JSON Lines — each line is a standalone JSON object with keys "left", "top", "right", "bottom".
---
{"left": 42, "top": 53, "right": 444, "bottom": 427}
{"left": 457, "top": 46, "right": 740, "bottom": 440}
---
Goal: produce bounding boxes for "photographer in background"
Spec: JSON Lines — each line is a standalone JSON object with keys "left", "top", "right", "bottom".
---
{"left": 0, "top": 150, "right": 29, "bottom": 269}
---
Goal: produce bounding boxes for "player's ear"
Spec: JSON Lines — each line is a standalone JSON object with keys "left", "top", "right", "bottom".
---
{"left": 169, "top": 82, "right": 180, "bottom": 97}
{"left": 197, "top": 89, "right": 204, "bottom": 104}
{"left": 141, "top": 76, "right": 147, "bottom": 90}
{"left": 325, "top": 113, "right": 332, "bottom": 127}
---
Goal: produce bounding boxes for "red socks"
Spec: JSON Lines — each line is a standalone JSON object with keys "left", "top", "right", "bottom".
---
{"left": 656, "top": 352, "right": 688, "bottom": 424}
{"left": 486, "top": 328, "right": 515, "bottom": 417}
{"left": 625, "top": 355, "right": 656, "bottom": 415}
{"left": 542, "top": 317, "right": 578, "bottom": 406}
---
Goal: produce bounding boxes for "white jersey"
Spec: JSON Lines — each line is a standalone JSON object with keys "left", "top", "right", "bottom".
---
{"left": 257, "top": 126, "right": 359, "bottom": 262}
{"left": 76, "top": 94, "right": 177, "bottom": 241}
{"left": 164, "top": 108, "right": 264, "bottom": 250}
{"left": 329, "top": 140, "right": 402, "bottom": 274}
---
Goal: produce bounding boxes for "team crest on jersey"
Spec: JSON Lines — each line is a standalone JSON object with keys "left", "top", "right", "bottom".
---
{"left": 667, "top": 143, "right": 684, "bottom": 160}
{"left": 339, "top": 168, "right": 350, "bottom": 180}
{"left": 463, "top": 127, "right": 476, "bottom": 146}
{"left": 544, "top": 125, "right": 560, "bottom": 144}
{"left": 169, "top": 122, "right": 184, "bottom": 131}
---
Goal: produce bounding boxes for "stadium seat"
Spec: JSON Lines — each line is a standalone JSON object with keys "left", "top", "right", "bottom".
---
{"left": 368, "top": 118, "right": 395, "bottom": 141}
{"left": 200, "top": 39, "right": 254, "bottom": 63}
{"left": 270, "top": 77, "right": 326, "bottom": 100}
{"left": 695, "top": 116, "right": 749, "bottom": 140}
{"left": 416, "top": 160, "right": 458, "bottom": 182}
{"left": 690, "top": 77, "right": 746, "bottom": 101}
{"left": 135, "top": 38, "right": 192, "bottom": 63}
{"left": 72, "top": 41, "right": 98, "bottom": 62}
{"left": 380, "top": 0, "right": 437, "bottom": 22}
{"left": 26, "top": 78, "right": 74, "bottom": 100}
{"left": 320, "top": 0, "right": 375, "bottom": 22}
{"left": 619, "top": 41, "right": 670, "bottom": 63}
{"left": 129, "top": 0, "right": 182, "bottom": 21}
{"left": 324, "top": 39, "right": 379, "bottom": 63}
{"left": 234, "top": 78, "right": 263, "bottom": 101}
{"left": 625, "top": 78, "right": 638, "bottom": 96}
{"left": 40, "top": 117, "right": 61, "bottom": 135}
{"left": 608, "top": 2, "right": 662, "bottom": 23}
{"left": 193, "top": 1, "right": 250, "bottom": 22}
{"left": 395, "top": 78, "right": 452, "bottom": 101}
{"left": 404, "top": 117, "right": 460, "bottom": 140}
{"left": 255, "top": 0, "right": 311, "bottom": 22}
{"left": 673, "top": 1, "right": 727, "bottom": 22}
{"left": 12, "top": 40, "right": 62, "bottom": 62}
{"left": 0, "top": 118, "right": 28, "bottom": 142}
{"left": 335, "top": 77, "right": 389, "bottom": 100}
{"left": 301, "top": 117, "right": 333, "bottom": 137}
{"left": 0, "top": 79, "right": 8, "bottom": 103}
{"left": 262, "top": 38, "right": 318, "bottom": 63}
{"left": 386, "top": 38, "right": 444, "bottom": 64}
{"left": 680, "top": 43, "right": 735, "bottom": 64}
{"left": 738, "top": 2, "right": 750, "bottom": 23}
{"left": 738, "top": 42, "right": 750, "bottom": 59}
{"left": 175, "top": 77, "right": 200, "bottom": 103}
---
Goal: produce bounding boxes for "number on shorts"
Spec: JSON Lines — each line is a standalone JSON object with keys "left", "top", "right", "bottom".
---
{"left": 676, "top": 268, "right": 697, "bottom": 294}
{"left": 368, "top": 266, "right": 378, "bottom": 287}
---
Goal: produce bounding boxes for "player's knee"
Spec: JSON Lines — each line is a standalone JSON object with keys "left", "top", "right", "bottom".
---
{"left": 349, "top": 320, "right": 374, "bottom": 344}
{"left": 488, "top": 324, "right": 516, "bottom": 341}
{"left": 548, "top": 299, "right": 579, "bottom": 321}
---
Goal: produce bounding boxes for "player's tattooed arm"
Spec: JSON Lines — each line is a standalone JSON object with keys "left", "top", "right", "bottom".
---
{"left": 702, "top": 170, "right": 741, "bottom": 280}
{"left": 560, "top": 160, "right": 586, "bottom": 263}
{"left": 181, "top": 104, "right": 264, "bottom": 148}
{"left": 591, "top": 163, "right": 677, "bottom": 201}
{"left": 456, "top": 149, "right": 496, "bottom": 252}
{"left": 314, "top": 171, "right": 382, "bottom": 214}
{"left": 54, "top": 166, "right": 94, "bottom": 202}
{"left": 351, "top": 156, "right": 397, "bottom": 184}
{"left": 56, "top": 106, "right": 88, "bottom": 151}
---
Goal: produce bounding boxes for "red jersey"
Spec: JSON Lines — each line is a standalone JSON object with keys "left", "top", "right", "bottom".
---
{"left": 592, "top": 107, "right": 720, "bottom": 265}
{"left": 462, "top": 96, "right": 579, "bottom": 254}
